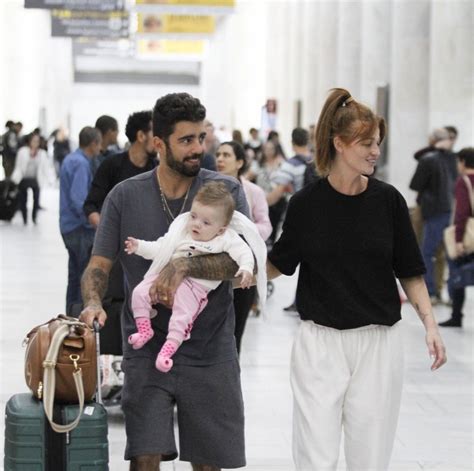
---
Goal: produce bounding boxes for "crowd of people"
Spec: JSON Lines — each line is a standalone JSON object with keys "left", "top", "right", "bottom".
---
{"left": 410, "top": 125, "right": 474, "bottom": 327}
{"left": 1, "top": 89, "right": 472, "bottom": 470}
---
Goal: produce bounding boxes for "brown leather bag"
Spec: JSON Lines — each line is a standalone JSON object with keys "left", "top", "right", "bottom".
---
{"left": 24, "top": 315, "right": 97, "bottom": 405}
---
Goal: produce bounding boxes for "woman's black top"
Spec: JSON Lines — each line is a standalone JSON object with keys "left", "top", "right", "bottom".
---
{"left": 268, "top": 177, "right": 426, "bottom": 330}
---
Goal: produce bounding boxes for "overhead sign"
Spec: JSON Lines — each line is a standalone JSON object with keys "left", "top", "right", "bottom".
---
{"left": 136, "top": 39, "right": 204, "bottom": 58}
{"left": 137, "top": 13, "right": 215, "bottom": 34}
{"left": 73, "top": 38, "right": 134, "bottom": 58}
{"left": 134, "top": 0, "right": 234, "bottom": 14}
{"left": 51, "top": 10, "right": 129, "bottom": 38}
{"left": 136, "top": 0, "right": 233, "bottom": 6}
{"left": 25, "top": 0, "right": 124, "bottom": 11}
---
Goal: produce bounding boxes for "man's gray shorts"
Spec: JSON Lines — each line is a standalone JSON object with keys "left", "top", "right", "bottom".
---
{"left": 121, "top": 356, "right": 246, "bottom": 468}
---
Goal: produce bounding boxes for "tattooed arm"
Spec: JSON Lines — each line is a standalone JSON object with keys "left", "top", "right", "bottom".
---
{"left": 149, "top": 253, "right": 239, "bottom": 306}
{"left": 79, "top": 255, "right": 113, "bottom": 328}
{"left": 399, "top": 275, "right": 447, "bottom": 370}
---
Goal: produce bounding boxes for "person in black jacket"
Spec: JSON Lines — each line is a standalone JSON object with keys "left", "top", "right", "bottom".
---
{"left": 83, "top": 111, "right": 157, "bottom": 389}
{"left": 84, "top": 111, "right": 157, "bottom": 228}
{"left": 411, "top": 128, "right": 457, "bottom": 303}
{"left": 410, "top": 129, "right": 458, "bottom": 302}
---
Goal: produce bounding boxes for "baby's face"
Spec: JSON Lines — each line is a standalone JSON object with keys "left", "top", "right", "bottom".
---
{"left": 186, "top": 201, "right": 227, "bottom": 242}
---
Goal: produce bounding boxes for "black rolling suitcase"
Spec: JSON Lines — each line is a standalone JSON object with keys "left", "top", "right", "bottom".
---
{"left": 0, "top": 179, "right": 18, "bottom": 221}
{"left": 4, "top": 322, "right": 109, "bottom": 471}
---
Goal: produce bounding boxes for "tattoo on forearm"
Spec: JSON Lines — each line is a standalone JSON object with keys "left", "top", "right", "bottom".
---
{"left": 187, "top": 253, "right": 239, "bottom": 280}
{"left": 81, "top": 267, "right": 108, "bottom": 305}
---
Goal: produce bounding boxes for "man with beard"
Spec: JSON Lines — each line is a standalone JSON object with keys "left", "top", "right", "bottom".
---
{"left": 82, "top": 110, "right": 158, "bottom": 395}
{"left": 80, "top": 93, "right": 249, "bottom": 471}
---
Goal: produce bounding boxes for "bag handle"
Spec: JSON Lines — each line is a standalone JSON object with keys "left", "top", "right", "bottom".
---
{"left": 462, "top": 175, "right": 474, "bottom": 217}
{"left": 42, "top": 323, "right": 85, "bottom": 433}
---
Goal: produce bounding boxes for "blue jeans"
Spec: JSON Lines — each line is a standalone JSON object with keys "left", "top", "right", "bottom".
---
{"left": 61, "top": 226, "right": 95, "bottom": 314}
{"left": 422, "top": 212, "right": 455, "bottom": 297}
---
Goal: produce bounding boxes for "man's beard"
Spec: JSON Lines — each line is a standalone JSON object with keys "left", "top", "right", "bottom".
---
{"left": 165, "top": 142, "right": 202, "bottom": 177}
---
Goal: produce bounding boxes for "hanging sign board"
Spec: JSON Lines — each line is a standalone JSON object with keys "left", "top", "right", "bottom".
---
{"left": 137, "top": 13, "right": 215, "bottom": 34}
{"left": 136, "top": 39, "right": 204, "bottom": 58}
{"left": 73, "top": 38, "right": 134, "bottom": 57}
{"left": 51, "top": 9, "right": 129, "bottom": 38}
{"left": 25, "top": 0, "right": 124, "bottom": 11}
{"left": 134, "top": 0, "right": 234, "bottom": 14}
{"left": 136, "top": 0, "right": 233, "bottom": 6}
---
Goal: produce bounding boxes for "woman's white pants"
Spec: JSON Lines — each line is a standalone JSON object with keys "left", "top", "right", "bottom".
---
{"left": 291, "top": 321, "right": 404, "bottom": 471}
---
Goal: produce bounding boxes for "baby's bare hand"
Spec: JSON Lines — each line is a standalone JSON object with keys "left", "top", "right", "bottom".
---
{"left": 125, "top": 237, "right": 138, "bottom": 254}
{"left": 236, "top": 269, "right": 253, "bottom": 289}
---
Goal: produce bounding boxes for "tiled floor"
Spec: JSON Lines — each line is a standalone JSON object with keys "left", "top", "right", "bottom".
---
{"left": 1, "top": 187, "right": 473, "bottom": 470}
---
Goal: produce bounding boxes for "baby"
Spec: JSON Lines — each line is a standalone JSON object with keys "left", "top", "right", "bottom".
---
{"left": 125, "top": 181, "right": 255, "bottom": 372}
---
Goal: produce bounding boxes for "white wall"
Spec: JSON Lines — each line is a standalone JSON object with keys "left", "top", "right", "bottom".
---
{"left": 70, "top": 83, "right": 199, "bottom": 147}
{"left": 0, "top": 0, "right": 73, "bottom": 135}
{"left": 1, "top": 0, "right": 472, "bottom": 200}
{"left": 201, "top": 0, "right": 268, "bottom": 139}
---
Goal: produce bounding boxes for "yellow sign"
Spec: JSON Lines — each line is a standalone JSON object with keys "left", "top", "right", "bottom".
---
{"left": 137, "top": 13, "right": 215, "bottom": 34}
{"left": 137, "top": 39, "right": 204, "bottom": 56}
{"left": 136, "top": 0, "right": 233, "bottom": 5}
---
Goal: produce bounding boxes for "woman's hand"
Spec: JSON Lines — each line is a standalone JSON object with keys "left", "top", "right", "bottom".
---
{"left": 425, "top": 328, "right": 447, "bottom": 371}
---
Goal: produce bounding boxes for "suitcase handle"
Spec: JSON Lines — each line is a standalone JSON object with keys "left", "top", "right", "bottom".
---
{"left": 93, "top": 320, "right": 102, "bottom": 405}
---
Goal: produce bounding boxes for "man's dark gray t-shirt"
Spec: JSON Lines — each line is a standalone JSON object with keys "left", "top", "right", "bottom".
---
{"left": 93, "top": 168, "right": 250, "bottom": 365}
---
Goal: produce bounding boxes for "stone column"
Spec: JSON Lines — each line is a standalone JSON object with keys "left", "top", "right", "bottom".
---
{"left": 388, "top": 0, "right": 431, "bottom": 203}
{"left": 359, "top": 0, "right": 392, "bottom": 108}
{"left": 316, "top": 1, "right": 339, "bottom": 118}
{"left": 300, "top": 0, "right": 320, "bottom": 128}
{"left": 336, "top": 0, "right": 362, "bottom": 97}
{"left": 429, "top": 0, "right": 473, "bottom": 149}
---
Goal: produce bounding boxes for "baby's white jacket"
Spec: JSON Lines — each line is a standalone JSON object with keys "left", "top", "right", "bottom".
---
{"left": 134, "top": 211, "right": 268, "bottom": 305}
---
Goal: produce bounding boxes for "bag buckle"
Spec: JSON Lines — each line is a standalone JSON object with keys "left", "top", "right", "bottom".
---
{"left": 42, "top": 360, "right": 56, "bottom": 368}
{"left": 69, "top": 354, "right": 81, "bottom": 372}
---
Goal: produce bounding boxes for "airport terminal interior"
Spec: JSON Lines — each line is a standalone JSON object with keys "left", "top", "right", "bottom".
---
{"left": 0, "top": 0, "right": 473, "bottom": 470}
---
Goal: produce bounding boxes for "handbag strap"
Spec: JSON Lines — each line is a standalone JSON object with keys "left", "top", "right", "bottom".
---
{"left": 462, "top": 175, "right": 474, "bottom": 217}
{"left": 42, "top": 323, "right": 85, "bottom": 433}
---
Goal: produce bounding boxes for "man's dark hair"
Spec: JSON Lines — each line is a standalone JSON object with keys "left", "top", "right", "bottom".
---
{"left": 95, "top": 115, "right": 118, "bottom": 135}
{"left": 292, "top": 127, "right": 309, "bottom": 147}
{"left": 5, "top": 120, "right": 14, "bottom": 128}
{"left": 444, "top": 125, "right": 458, "bottom": 138}
{"left": 125, "top": 110, "right": 152, "bottom": 143}
{"left": 458, "top": 147, "right": 474, "bottom": 169}
{"left": 79, "top": 126, "right": 101, "bottom": 148}
{"left": 152, "top": 93, "right": 206, "bottom": 141}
